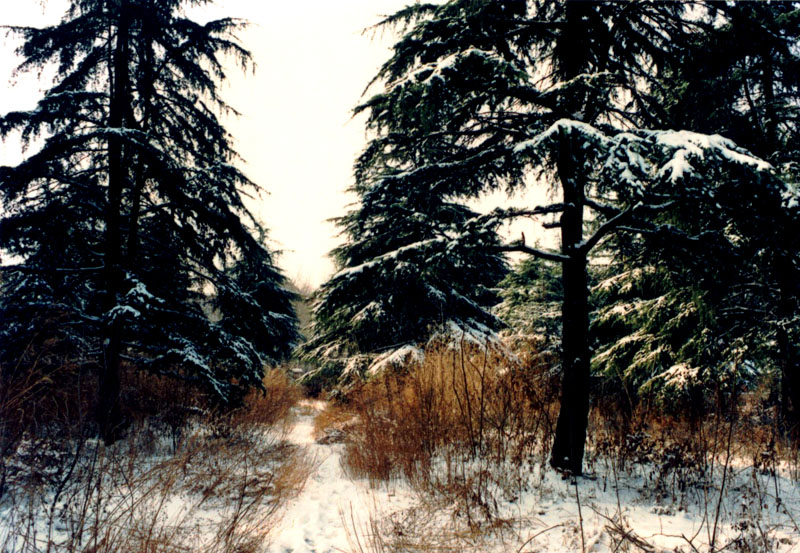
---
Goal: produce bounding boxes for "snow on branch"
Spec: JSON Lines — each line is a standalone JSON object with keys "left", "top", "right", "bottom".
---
{"left": 647, "top": 129, "right": 771, "bottom": 176}
{"left": 513, "top": 118, "right": 615, "bottom": 157}
{"left": 387, "top": 47, "right": 508, "bottom": 90}
{"left": 332, "top": 237, "right": 442, "bottom": 280}
{"left": 578, "top": 200, "right": 677, "bottom": 255}
{"left": 487, "top": 204, "right": 569, "bottom": 219}
{"left": 368, "top": 344, "right": 425, "bottom": 376}
{"left": 783, "top": 180, "right": 799, "bottom": 209}
{"left": 497, "top": 242, "right": 569, "bottom": 263}
{"left": 514, "top": 120, "right": 773, "bottom": 188}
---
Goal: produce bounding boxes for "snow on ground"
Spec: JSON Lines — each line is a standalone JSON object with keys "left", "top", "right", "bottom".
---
{"left": 0, "top": 417, "right": 297, "bottom": 553}
{"left": 5, "top": 403, "right": 797, "bottom": 553}
{"left": 273, "top": 402, "right": 800, "bottom": 552}
{"left": 486, "top": 465, "right": 800, "bottom": 552}
{"left": 270, "top": 399, "right": 416, "bottom": 553}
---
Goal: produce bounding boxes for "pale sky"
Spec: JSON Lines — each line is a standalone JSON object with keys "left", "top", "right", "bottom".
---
{"left": 197, "top": 1, "right": 420, "bottom": 288}
{"left": 0, "top": 1, "right": 424, "bottom": 288}
{"left": 1, "top": 1, "right": 549, "bottom": 288}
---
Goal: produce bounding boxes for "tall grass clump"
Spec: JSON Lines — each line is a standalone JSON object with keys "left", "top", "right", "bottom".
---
{"left": 335, "top": 338, "right": 559, "bottom": 521}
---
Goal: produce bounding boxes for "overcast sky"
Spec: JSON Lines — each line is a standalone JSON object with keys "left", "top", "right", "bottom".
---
{"left": 197, "top": 1, "right": 420, "bottom": 288}
{"left": 0, "top": 1, "right": 424, "bottom": 288}
{"left": 1, "top": 1, "right": 549, "bottom": 288}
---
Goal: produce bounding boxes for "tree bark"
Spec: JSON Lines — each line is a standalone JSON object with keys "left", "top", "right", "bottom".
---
{"left": 99, "top": 8, "right": 130, "bottom": 445}
{"left": 127, "top": 10, "right": 155, "bottom": 266}
{"left": 760, "top": 41, "right": 778, "bottom": 156}
{"left": 774, "top": 252, "right": 800, "bottom": 434}
{"left": 550, "top": 131, "right": 591, "bottom": 475}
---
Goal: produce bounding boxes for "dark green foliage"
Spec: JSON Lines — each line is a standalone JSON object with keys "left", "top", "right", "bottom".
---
{"left": 320, "top": 0, "right": 790, "bottom": 474}
{"left": 662, "top": 1, "right": 800, "bottom": 160}
{"left": 591, "top": 134, "right": 795, "bottom": 416}
{"left": 305, "top": 1, "right": 521, "bottom": 370}
{"left": 496, "top": 257, "right": 562, "bottom": 339}
{"left": 306, "top": 186, "right": 507, "bottom": 363}
{"left": 589, "top": 1, "right": 800, "bottom": 425}
{"left": 0, "top": 0, "right": 299, "bottom": 421}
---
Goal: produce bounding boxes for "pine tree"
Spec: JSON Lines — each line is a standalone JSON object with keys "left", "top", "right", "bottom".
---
{"left": 0, "top": 0, "right": 299, "bottom": 441}
{"left": 341, "top": 0, "right": 783, "bottom": 474}
{"left": 496, "top": 257, "right": 562, "bottom": 338}
{"left": 305, "top": 164, "right": 507, "bottom": 381}
{"left": 305, "top": 2, "right": 511, "bottom": 380}
{"left": 591, "top": 1, "right": 800, "bottom": 426}
{"left": 667, "top": 1, "right": 800, "bottom": 427}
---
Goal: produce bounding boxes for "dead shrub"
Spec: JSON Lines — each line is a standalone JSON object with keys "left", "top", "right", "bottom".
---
{"left": 0, "top": 362, "right": 307, "bottom": 553}
{"left": 335, "top": 337, "right": 800, "bottom": 549}
{"left": 0, "top": 384, "right": 310, "bottom": 553}
{"left": 228, "top": 368, "right": 302, "bottom": 429}
{"left": 313, "top": 400, "right": 355, "bottom": 442}
{"left": 338, "top": 339, "right": 559, "bottom": 495}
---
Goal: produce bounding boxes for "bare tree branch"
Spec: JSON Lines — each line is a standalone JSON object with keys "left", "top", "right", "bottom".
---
{"left": 496, "top": 243, "right": 569, "bottom": 263}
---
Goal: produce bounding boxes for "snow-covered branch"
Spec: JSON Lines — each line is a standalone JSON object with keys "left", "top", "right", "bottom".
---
{"left": 496, "top": 242, "right": 569, "bottom": 263}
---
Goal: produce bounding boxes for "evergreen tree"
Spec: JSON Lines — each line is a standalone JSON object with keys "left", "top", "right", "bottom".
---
{"left": 338, "top": 0, "right": 783, "bottom": 474}
{"left": 592, "top": 0, "right": 800, "bottom": 426}
{"left": 496, "top": 257, "right": 562, "bottom": 345}
{"left": 305, "top": 2, "right": 511, "bottom": 378}
{"left": 667, "top": 1, "right": 800, "bottom": 427}
{"left": 0, "top": 0, "right": 299, "bottom": 441}
{"left": 305, "top": 166, "right": 507, "bottom": 380}
{"left": 664, "top": 1, "right": 800, "bottom": 161}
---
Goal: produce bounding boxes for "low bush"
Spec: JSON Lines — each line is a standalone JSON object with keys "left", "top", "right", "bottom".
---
{"left": 0, "top": 367, "right": 308, "bottom": 553}
{"left": 334, "top": 339, "right": 558, "bottom": 506}
{"left": 328, "top": 336, "right": 800, "bottom": 551}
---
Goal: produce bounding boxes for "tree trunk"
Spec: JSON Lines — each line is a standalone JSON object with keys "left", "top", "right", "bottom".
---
{"left": 776, "top": 324, "right": 800, "bottom": 432}
{"left": 127, "top": 14, "right": 155, "bottom": 266}
{"left": 760, "top": 44, "right": 778, "bottom": 156}
{"left": 550, "top": 131, "right": 591, "bottom": 475}
{"left": 774, "top": 252, "right": 800, "bottom": 434}
{"left": 99, "top": 9, "right": 130, "bottom": 445}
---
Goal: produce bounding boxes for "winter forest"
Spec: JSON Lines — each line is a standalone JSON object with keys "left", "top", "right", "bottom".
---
{"left": 1, "top": 0, "right": 800, "bottom": 552}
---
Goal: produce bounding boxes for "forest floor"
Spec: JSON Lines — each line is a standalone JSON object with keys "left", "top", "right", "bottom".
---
{"left": 271, "top": 399, "right": 800, "bottom": 553}
{"left": 2, "top": 395, "right": 799, "bottom": 553}
{"left": 269, "top": 399, "right": 416, "bottom": 553}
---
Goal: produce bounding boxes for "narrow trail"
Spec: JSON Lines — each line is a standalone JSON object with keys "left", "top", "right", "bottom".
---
{"left": 269, "top": 400, "right": 412, "bottom": 553}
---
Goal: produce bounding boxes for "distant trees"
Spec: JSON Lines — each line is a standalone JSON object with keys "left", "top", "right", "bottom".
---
{"left": 312, "top": 0, "right": 794, "bottom": 474}
{"left": 496, "top": 257, "right": 562, "bottom": 341}
{"left": 304, "top": 3, "right": 511, "bottom": 376}
{"left": 305, "top": 181, "right": 507, "bottom": 373}
{"left": 0, "top": 0, "right": 298, "bottom": 441}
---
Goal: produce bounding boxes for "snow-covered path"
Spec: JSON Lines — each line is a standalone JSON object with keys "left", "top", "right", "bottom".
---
{"left": 270, "top": 401, "right": 800, "bottom": 553}
{"left": 269, "top": 400, "right": 412, "bottom": 553}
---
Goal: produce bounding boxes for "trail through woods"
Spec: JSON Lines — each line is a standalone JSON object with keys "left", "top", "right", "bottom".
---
{"left": 270, "top": 400, "right": 413, "bottom": 553}
{"left": 269, "top": 400, "right": 800, "bottom": 553}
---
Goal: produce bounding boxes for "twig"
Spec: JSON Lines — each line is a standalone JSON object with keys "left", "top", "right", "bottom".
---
{"left": 574, "top": 478, "right": 586, "bottom": 553}
{"left": 515, "top": 523, "right": 568, "bottom": 553}
{"left": 591, "top": 506, "right": 663, "bottom": 553}
{"left": 711, "top": 365, "right": 738, "bottom": 550}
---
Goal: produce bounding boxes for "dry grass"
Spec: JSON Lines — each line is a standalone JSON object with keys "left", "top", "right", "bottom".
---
{"left": 338, "top": 340, "right": 558, "bottom": 481}
{"left": 328, "top": 339, "right": 800, "bottom": 553}
{"left": 313, "top": 401, "right": 354, "bottom": 442}
{"left": 333, "top": 339, "right": 559, "bottom": 528}
{"left": 335, "top": 338, "right": 799, "bottom": 490}
{"left": 0, "top": 367, "right": 309, "bottom": 553}
{"left": 341, "top": 500, "right": 496, "bottom": 553}
{"left": 227, "top": 368, "right": 303, "bottom": 432}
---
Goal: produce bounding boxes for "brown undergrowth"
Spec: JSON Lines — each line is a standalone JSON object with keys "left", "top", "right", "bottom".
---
{"left": 0, "top": 367, "right": 309, "bottom": 553}
{"left": 326, "top": 338, "right": 560, "bottom": 525}
{"left": 321, "top": 338, "right": 800, "bottom": 552}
